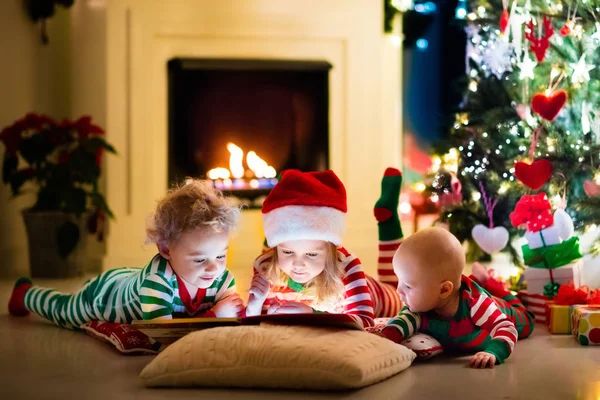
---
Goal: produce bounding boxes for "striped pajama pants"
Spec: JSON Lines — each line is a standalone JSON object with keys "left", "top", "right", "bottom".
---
{"left": 24, "top": 282, "right": 97, "bottom": 329}
{"left": 22, "top": 268, "right": 141, "bottom": 330}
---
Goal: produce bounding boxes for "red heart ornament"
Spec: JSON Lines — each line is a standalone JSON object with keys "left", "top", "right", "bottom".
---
{"left": 584, "top": 180, "right": 600, "bottom": 198}
{"left": 531, "top": 89, "right": 568, "bottom": 121}
{"left": 515, "top": 159, "right": 553, "bottom": 190}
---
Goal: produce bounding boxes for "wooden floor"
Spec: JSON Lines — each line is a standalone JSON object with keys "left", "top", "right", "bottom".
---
{"left": 1, "top": 278, "right": 599, "bottom": 400}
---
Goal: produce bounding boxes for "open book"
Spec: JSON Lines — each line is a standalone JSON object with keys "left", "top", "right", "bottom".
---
{"left": 132, "top": 313, "right": 363, "bottom": 345}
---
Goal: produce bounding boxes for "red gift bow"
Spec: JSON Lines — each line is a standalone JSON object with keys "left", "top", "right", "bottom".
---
{"left": 553, "top": 281, "right": 600, "bottom": 305}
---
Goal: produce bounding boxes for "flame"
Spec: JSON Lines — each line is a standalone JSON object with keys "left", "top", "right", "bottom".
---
{"left": 207, "top": 168, "right": 230, "bottom": 180}
{"left": 227, "top": 143, "right": 245, "bottom": 179}
{"left": 246, "top": 151, "right": 277, "bottom": 178}
{"left": 207, "top": 142, "right": 277, "bottom": 183}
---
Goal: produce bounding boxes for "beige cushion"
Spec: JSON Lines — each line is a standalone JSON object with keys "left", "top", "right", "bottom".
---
{"left": 140, "top": 323, "right": 416, "bottom": 390}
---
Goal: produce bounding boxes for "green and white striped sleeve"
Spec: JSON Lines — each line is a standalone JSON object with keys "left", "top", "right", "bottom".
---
{"left": 381, "top": 306, "right": 422, "bottom": 342}
{"left": 139, "top": 257, "right": 176, "bottom": 320}
{"left": 213, "top": 269, "right": 237, "bottom": 302}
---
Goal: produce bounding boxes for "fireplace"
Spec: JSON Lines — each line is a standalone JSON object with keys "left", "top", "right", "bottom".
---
{"left": 104, "top": 0, "right": 402, "bottom": 274}
{"left": 167, "top": 58, "right": 331, "bottom": 207}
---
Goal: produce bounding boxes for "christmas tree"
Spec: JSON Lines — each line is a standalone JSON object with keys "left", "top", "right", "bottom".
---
{"left": 427, "top": 0, "right": 600, "bottom": 266}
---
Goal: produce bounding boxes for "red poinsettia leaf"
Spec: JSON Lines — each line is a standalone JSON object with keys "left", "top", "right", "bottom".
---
{"left": 74, "top": 116, "right": 92, "bottom": 126}
{"left": 88, "top": 124, "right": 104, "bottom": 135}
{"left": 58, "top": 119, "right": 73, "bottom": 128}
{"left": 514, "top": 159, "right": 553, "bottom": 190}
{"left": 40, "top": 114, "right": 57, "bottom": 126}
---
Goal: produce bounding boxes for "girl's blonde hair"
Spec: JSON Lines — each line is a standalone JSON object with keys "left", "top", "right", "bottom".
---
{"left": 146, "top": 178, "right": 240, "bottom": 245}
{"left": 262, "top": 242, "right": 345, "bottom": 307}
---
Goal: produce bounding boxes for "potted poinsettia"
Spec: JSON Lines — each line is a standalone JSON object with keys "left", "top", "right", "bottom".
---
{"left": 0, "top": 113, "right": 116, "bottom": 278}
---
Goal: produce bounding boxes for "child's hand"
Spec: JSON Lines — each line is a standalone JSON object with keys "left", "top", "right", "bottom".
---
{"left": 469, "top": 352, "right": 496, "bottom": 368}
{"left": 212, "top": 294, "right": 245, "bottom": 318}
{"left": 266, "top": 301, "right": 313, "bottom": 315}
{"left": 248, "top": 274, "right": 270, "bottom": 302}
{"left": 245, "top": 275, "right": 270, "bottom": 316}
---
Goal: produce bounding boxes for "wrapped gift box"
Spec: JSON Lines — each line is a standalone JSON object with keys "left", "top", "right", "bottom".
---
{"left": 522, "top": 261, "right": 581, "bottom": 295}
{"left": 522, "top": 237, "right": 582, "bottom": 270}
{"left": 524, "top": 226, "right": 561, "bottom": 249}
{"left": 546, "top": 304, "right": 576, "bottom": 334}
{"left": 574, "top": 255, "right": 600, "bottom": 289}
{"left": 571, "top": 305, "right": 600, "bottom": 345}
{"left": 517, "top": 290, "right": 553, "bottom": 324}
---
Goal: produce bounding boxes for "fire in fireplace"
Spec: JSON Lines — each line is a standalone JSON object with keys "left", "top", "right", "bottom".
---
{"left": 167, "top": 58, "right": 331, "bottom": 207}
{"left": 207, "top": 142, "right": 278, "bottom": 191}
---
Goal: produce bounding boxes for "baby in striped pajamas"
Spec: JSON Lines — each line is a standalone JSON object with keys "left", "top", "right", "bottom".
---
{"left": 380, "top": 227, "right": 535, "bottom": 368}
{"left": 8, "top": 179, "right": 244, "bottom": 328}
{"left": 245, "top": 169, "right": 405, "bottom": 329}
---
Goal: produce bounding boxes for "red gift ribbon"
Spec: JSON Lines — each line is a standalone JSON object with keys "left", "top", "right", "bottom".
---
{"left": 587, "top": 289, "right": 600, "bottom": 305}
{"left": 553, "top": 281, "right": 593, "bottom": 305}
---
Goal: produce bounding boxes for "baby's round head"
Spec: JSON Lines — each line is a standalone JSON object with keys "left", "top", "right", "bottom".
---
{"left": 393, "top": 227, "right": 465, "bottom": 312}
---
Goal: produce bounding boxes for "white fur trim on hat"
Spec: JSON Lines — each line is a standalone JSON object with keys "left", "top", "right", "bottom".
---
{"left": 263, "top": 205, "right": 346, "bottom": 248}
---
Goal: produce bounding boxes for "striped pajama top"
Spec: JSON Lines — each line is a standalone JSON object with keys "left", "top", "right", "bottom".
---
{"left": 383, "top": 275, "right": 523, "bottom": 363}
{"left": 253, "top": 247, "right": 375, "bottom": 329}
{"left": 24, "top": 254, "right": 236, "bottom": 329}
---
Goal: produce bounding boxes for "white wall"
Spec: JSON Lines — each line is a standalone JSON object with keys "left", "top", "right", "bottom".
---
{"left": 0, "top": 0, "right": 106, "bottom": 278}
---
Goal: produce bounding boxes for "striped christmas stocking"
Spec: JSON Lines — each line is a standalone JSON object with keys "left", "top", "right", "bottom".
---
{"left": 374, "top": 167, "right": 404, "bottom": 286}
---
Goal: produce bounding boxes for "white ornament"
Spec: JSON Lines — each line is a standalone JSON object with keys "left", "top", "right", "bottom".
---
{"left": 482, "top": 36, "right": 514, "bottom": 79}
{"left": 518, "top": 52, "right": 537, "bottom": 80}
{"left": 571, "top": 54, "right": 595, "bottom": 84}
{"left": 554, "top": 209, "right": 575, "bottom": 240}
{"left": 472, "top": 224, "right": 510, "bottom": 254}
{"left": 591, "top": 111, "right": 600, "bottom": 144}
{"left": 591, "top": 22, "right": 600, "bottom": 45}
{"left": 582, "top": 101, "right": 592, "bottom": 135}
{"left": 465, "top": 25, "right": 481, "bottom": 43}
{"left": 509, "top": 0, "right": 522, "bottom": 56}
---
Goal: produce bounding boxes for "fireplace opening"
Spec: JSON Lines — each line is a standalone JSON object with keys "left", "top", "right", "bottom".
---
{"left": 167, "top": 58, "right": 331, "bottom": 207}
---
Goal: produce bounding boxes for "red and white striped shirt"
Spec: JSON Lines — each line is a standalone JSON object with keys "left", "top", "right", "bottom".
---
{"left": 253, "top": 247, "right": 375, "bottom": 329}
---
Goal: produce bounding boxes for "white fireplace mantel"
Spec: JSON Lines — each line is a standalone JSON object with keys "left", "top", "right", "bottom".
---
{"left": 105, "top": 0, "right": 403, "bottom": 278}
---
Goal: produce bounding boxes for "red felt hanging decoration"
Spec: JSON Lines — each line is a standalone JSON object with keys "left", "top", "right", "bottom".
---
{"left": 560, "top": 22, "right": 573, "bottom": 36}
{"left": 560, "top": 3, "right": 579, "bottom": 37}
{"left": 525, "top": 16, "right": 554, "bottom": 62}
{"left": 531, "top": 89, "right": 567, "bottom": 121}
{"left": 515, "top": 159, "right": 553, "bottom": 190}
{"left": 500, "top": 9, "right": 510, "bottom": 34}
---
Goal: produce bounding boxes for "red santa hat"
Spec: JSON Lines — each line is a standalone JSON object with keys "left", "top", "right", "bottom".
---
{"left": 262, "top": 169, "right": 347, "bottom": 247}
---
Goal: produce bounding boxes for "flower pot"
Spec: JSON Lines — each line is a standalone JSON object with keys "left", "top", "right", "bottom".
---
{"left": 22, "top": 211, "right": 89, "bottom": 278}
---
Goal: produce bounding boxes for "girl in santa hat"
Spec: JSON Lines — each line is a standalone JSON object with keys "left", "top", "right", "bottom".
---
{"left": 245, "top": 169, "right": 404, "bottom": 328}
